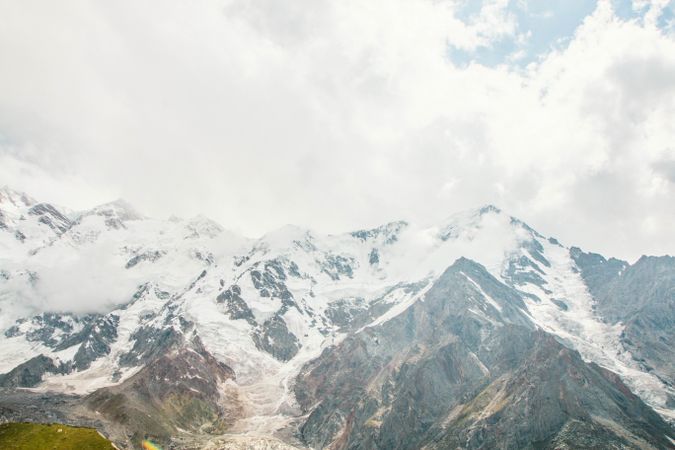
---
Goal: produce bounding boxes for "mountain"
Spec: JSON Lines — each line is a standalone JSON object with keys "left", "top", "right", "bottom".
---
{"left": 295, "top": 259, "right": 672, "bottom": 449}
{"left": 571, "top": 250, "right": 675, "bottom": 407}
{"left": 83, "top": 335, "right": 240, "bottom": 445}
{"left": 0, "top": 188, "right": 673, "bottom": 449}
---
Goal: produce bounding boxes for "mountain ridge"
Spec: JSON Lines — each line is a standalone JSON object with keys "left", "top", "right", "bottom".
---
{"left": 1, "top": 186, "right": 674, "bottom": 449}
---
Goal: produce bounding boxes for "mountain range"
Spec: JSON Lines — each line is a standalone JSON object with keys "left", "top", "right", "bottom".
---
{"left": 0, "top": 185, "right": 673, "bottom": 449}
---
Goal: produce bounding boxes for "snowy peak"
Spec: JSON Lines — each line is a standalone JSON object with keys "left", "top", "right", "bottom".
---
{"left": 349, "top": 220, "right": 408, "bottom": 244}
{"left": 27, "top": 203, "right": 72, "bottom": 236}
{"left": 80, "top": 198, "right": 144, "bottom": 227}
{"left": 258, "top": 224, "right": 315, "bottom": 250}
{"left": 1, "top": 188, "right": 674, "bottom": 449}
{"left": 0, "top": 188, "right": 73, "bottom": 248}
{"left": 0, "top": 186, "right": 36, "bottom": 211}
{"left": 436, "top": 204, "right": 506, "bottom": 241}
{"left": 436, "top": 203, "right": 542, "bottom": 243}
{"left": 183, "top": 214, "right": 225, "bottom": 239}
{"left": 294, "top": 250, "right": 674, "bottom": 449}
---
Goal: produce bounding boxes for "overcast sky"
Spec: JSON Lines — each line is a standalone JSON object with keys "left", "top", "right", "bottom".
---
{"left": 1, "top": 0, "right": 674, "bottom": 262}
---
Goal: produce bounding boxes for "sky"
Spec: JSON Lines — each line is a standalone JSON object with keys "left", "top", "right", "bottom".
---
{"left": 0, "top": 0, "right": 674, "bottom": 263}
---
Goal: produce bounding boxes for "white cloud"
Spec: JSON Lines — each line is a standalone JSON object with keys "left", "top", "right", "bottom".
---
{"left": 632, "top": 0, "right": 672, "bottom": 25}
{"left": 0, "top": 0, "right": 674, "bottom": 262}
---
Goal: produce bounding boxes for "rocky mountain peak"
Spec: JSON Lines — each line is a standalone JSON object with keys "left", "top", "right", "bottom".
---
{"left": 184, "top": 215, "right": 225, "bottom": 239}
{"left": 0, "top": 186, "right": 36, "bottom": 210}
{"left": 86, "top": 198, "right": 144, "bottom": 221}
{"left": 0, "top": 190, "right": 674, "bottom": 449}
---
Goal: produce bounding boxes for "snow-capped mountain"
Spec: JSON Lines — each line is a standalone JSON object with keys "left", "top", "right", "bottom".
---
{"left": 0, "top": 187, "right": 673, "bottom": 449}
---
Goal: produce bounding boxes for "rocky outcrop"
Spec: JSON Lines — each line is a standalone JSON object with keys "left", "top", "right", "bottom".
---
{"left": 319, "top": 254, "right": 356, "bottom": 281}
{"left": 125, "top": 250, "right": 166, "bottom": 269}
{"left": 118, "top": 325, "right": 184, "bottom": 368}
{"left": 85, "top": 337, "right": 241, "bottom": 447}
{"left": 1, "top": 191, "right": 674, "bottom": 449}
{"left": 350, "top": 221, "right": 408, "bottom": 245}
{"left": 67, "top": 315, "right": 120, "bottom": 371}
{"left": 569, "top": 246, "right": 629, "bottom": 299}
{"left": 252, "top": 314, "right": 301, "bottom": 362}
{"left": 216, "top": 285, "right": 256, "bottom": 325}
{"left": 431, "top": 334, "right": 673, "bottom": 449}
{"left": 572, "top": 250, "right": 675, "bottom": 392}
{"left": 28, "top": 203, "right": 72, "bottom": 235}
{"left": 294, "top": 258, "right": 675, "bottom": 449}
{"left": 4, "top": 313, "right": 88, "bottom": 348}
{"left": 0, "top": 355, "right": 64, "bottom": 388}
{"left": 5, "top": 313, "right": 120, "bottom": 373}
{"left": 77, "top": 199, "right": 143, "bottom": 230}
{"left": 249, "top": 260, "right": 296, "bottom": 302}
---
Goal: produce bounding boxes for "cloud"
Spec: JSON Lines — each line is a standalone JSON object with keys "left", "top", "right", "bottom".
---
{"left": 0, "top": 0, "right": 674, "bottom": 262}
{"left": 30, "top": 244, "right": 141, "bottom": 314}
{"left": 653, "top": 156, "right": 675, "bottom": 183}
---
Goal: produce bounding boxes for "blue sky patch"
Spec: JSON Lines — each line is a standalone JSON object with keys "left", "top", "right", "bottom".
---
{"left": 449, "top": 0, "right": 673, "bottom": 68}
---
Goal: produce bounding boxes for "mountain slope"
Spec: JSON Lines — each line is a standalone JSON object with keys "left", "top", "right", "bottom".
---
{"left": 572, "top": 249, "right": 675, "bottom": 411}
{"left": 0, "top": 187, "right": 673, "bottom": 448}
{"left": 294, "top": 259, "right": 673, "bottom": 449}
{"left": 83, "top": 335, "right": 241, "bottom": 447}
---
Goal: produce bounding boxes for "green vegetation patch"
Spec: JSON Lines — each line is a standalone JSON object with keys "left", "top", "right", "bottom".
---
{"left": 0, "top": 422, "right": 116, "bottom": 450}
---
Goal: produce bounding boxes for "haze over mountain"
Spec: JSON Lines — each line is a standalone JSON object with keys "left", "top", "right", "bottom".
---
{"left": 0, "top": 186, "right": 673, "bottom": 449}
{"left": 1, "top": 1, "right": 674, "bottom": 448}
{"left": 1, "top": 0, "right": 675, "bottom": 262}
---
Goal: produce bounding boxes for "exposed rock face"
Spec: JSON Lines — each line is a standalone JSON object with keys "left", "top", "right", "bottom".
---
{"left": 0, "top": 188, "right": 70, "bottom": 247}
{"left": 125, "top": 250, "right": 166, "bottom": 269}
{"left": 28, "top": 203, "right": 72, "bottom": 235}
{"left": 252, "top": 314, "right": 301, "bottom": 362}
{"left": 5, "top": 313, "right": 84, "bottom": 346}
{"left": 569, "top": 246, "right": 629, "bottom": 302}
{"left": 615, "top": 257, "right": 675, "bottom": 393}
{"left": 324, "top": 297, "right": 370, "bottom": 330}
{"left": 432, "top": 335, "right": 672, "bottom": 449}
{"left": 572, "top": 250, "right": 675, "bottom": 393}
{"left": 295, "top": 259, "right": 530, "bottom": 448}
{"left": 249, "top": 259, "right": 296, "bottom": 302}
{"left": 216, "top": 285, "right": 256, "bottom": 324}
{"left": 1, "top": 190, "right": 674, "bottom": 449}
{"left": 118, "top": 325, "right": 184, "bottom": 368}
{"left": 85, "top": 336, "right": 241, "bottom": 447}
{"left": 4, "top": 312, "right": 120, "bottom": 373}
{"left": 294, "top": 259, "right": 674, "bottom": 449}
{"left": 81, "top": 199, "right": 144, "bottom": 229}
{"left": 350, "top": 221, "right": 407, "bottom": 244}
{"left": 217, "top": 257, "right": 310, "bottom": 361}
{"left": 0, "top": 355, "right": 63, "bottom": 388}
{"left": 502, "top": 236, "right": 552, "bottom": 291}
{"left": 319, "top": 254, "right": 356, "bottom": 281}
{"left": 61, "top": 315, "right": 120, "bottom": 371}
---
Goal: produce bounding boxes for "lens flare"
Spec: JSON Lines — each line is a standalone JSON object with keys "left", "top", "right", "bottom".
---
{"left": 142, "top": 439, "right": 162, "bottom": 450}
